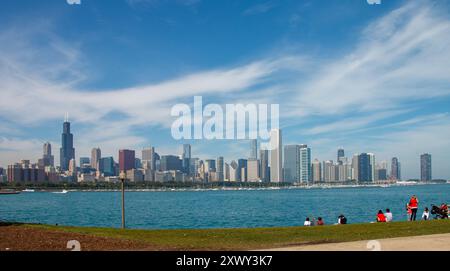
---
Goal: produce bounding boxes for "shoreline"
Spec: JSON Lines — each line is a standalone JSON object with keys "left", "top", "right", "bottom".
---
{"left": 8, "top": 181, "right": 449, "bottom": 193}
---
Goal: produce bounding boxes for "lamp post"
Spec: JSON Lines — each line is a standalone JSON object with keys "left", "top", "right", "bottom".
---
{"left": 119, "top": 171, "right": 126, "bottom": 229}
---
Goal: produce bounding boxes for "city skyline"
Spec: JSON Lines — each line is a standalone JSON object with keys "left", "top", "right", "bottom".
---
{"left": 0, "top": 119, "right": 439, "bottom": 183}
{"left": 1, "top": 0, "right": 450, "bottom": 179}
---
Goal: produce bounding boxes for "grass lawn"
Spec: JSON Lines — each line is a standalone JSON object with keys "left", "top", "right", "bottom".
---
{"left": 28, "top": 219, "right": 450, "bottom": 250}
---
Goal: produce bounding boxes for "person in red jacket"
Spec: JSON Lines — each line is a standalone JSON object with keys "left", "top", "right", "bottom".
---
{"left": 409, "top": 195, "right": 419, "bottom": 221}
{"left": 377, "top": 210, "right": 387, "bottom": 223}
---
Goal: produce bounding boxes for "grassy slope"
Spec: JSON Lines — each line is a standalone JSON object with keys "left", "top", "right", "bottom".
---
{"left": 27, "top": 220, "right": 450, "bottom": 250}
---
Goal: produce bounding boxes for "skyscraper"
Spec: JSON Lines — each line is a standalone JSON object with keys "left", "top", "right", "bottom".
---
{"left": 237, "top": 159, "right": 247, "bottom": 182}
{"left": 60, "top": 117, "right": 75, "bottom": 172}
{"left": 205, "top": 159, "right": 216, "bottom": 173}
{"left": 311, "top": 159, "right": 322, "bottom": 183}
{"left": 142, "top": 147, "right": 156, "bottom": 170}
{"left": 323, "top": 160, "right": 335, "bottom": 182}
{"left": 337, "top": 148, "right": 345, "bottom": 165}
{"left": 43, "top": 142, "right": 54, "bottom": 167}
{"left": 283, "top": 145, "right": 300, "bottom": 183}
{"left": 91, "top": 147, "right": 101, "bottom": 170}
{"left": 357, "top": 153, "right": 375, "bottom": 182}
{"left": 250, "top": 139, "right": 258, "bottom": 160}
{"left": 247, "top": 159, "right": 260, "bottom": 182}
{"left": 160, "top": 155, "right": 182, "bottom": 171}
{"left": 420, "top": 153, "right": 432, "bottom": 182}
{"left": 259, "top": 149, "right": 269, "bottom": 183}
{"left": 182, "top": 144, "right": 192, "bottom": 174}
{"left": 119, "top": 149, "right": 135, "bottom": 172}
{"left": 99, "top": 157, "right": 115, "bottom": 177}
{"left": 390, "top": 157, "right": 401, "bottom": 180}
{"left": 216, "top": 157, "right": 224, "bottom": 182}
{"left": 270, "top": 129, "right": 283, "bottom": 183}
{"left": 299, "top": 144, "right": 311, "bottom": 183}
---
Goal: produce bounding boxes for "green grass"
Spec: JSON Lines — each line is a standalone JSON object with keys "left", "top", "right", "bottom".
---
{"left": 28, "top": 220, "right": 450, "bottom": 250}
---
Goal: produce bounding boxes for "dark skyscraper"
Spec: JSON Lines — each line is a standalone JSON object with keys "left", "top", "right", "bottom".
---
{"left": 337, "top": 148, "right": 345, "bottom": 165}
{"left": 358, "top": 153, "right": 374, "bottom": 182}
{"left": 182, "top": 144, "right": 191, "bottom": 174}
{"left": 391, "top": 157, "right": 401, "bottom": 180}
{"left": 420, "top": 153, "right": 432, "bottom": 182}
{"left": 60, "top": 117, "right": 75, "bottom": 171}
{"left": 119, "top": 149, "right": 135, "bottom": 172}
{"left": 260, "top": 150, "right": 269, "bottom": 183}
{"left": 160, "top": 155, "right": 182, "bottom": 171}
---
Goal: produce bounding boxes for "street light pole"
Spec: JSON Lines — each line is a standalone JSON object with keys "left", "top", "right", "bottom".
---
{"left": 119, "top": 171, "right": 126, "bottom": 229}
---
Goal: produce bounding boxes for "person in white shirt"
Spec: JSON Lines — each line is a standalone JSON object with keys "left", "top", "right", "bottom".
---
{"left": 304, "top": 217, "right": 312, "bottom": 226}
{"left": 422, "top": 207, "right": 430, "bottom": 220}
{"left": 385, "top": 208, "right": 393, "bottom": 222}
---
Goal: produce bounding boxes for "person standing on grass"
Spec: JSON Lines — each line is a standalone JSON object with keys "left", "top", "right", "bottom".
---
{"left": 385, "top": 208, "right": 393, "bottom": 222}
{"left": 376, "top": 210, "right": 387, "bottom": 222}
{"left": 409, "top": 195, "right": 419, "bottom": 221}
{"left": 422, "top": 207, "right": 430, "bottom": 220}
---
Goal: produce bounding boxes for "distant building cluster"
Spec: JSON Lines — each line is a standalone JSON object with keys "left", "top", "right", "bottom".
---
{"left": 0, "top": 119, "right": 435, "bottom": 184}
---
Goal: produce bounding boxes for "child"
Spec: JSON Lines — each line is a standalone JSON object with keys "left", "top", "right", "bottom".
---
{"left": 406, "top": 203, "right": 412, "bottom": 221}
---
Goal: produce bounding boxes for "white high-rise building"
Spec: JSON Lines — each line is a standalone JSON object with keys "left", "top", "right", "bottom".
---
{"left": 229, "top": 161, "right": 239, "bottom": 182}
{"left": 270, "top": 129, "right": 283, "bottom": 183}
{"left": 299, "top": 144, "right": 311, "bottom": 184}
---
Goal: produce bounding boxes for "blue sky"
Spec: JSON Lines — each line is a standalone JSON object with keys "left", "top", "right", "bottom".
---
{"left": 0, "top": 0, "right": 450, "bottom": 179}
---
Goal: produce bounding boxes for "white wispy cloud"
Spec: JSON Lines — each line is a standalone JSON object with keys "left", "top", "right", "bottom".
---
{"left": 1, "top": 1, "right": 450, "bottom": 178}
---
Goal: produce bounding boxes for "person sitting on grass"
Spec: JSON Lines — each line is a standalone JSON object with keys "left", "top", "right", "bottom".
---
{"left": 304, "top": 217, "right": 312, "bottom": 226}
{"left": 377, "top": 210, "right": 387, "bottom": 223}
{"left": 316, "top": 217, "right": 324, "bottom": 226}
{"left": 337, "top": 214, "right": 347, "bottom": 225}
{"left": 385, "top": 208, "right": 393, "bottom": 222}
{"left": 422, "top": 207, "right": 430, "bottom": 220}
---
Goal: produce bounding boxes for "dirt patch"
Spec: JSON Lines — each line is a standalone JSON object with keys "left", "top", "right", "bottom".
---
{"left": 0, "top": 224, "right": 163, "bottom": 251}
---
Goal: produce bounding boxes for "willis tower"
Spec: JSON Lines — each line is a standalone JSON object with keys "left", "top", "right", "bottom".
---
{"left": 60, "top": 114, "right": 75, "bottom": 171}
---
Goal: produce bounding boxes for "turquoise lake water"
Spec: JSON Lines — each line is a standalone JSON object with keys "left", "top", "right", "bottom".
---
{"left": 0, "top": 184, "right": 448, "bottom": 229}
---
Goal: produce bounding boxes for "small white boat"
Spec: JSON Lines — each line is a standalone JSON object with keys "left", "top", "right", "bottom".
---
{"left": 52, "top": 189, "right": 69, "bottom": 194}
{"left": 22, "top": 189, "right": 35, "bottom": 193}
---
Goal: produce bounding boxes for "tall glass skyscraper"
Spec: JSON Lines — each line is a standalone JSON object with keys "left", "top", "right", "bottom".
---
{"left": 60, "top": 119, "right": 75, "bottom": 171}
{"left": 283, "top": 145, "right": 300, "bottom": 183}
{"left": 420, "top": 153, "right": 432, "bottom": 181}
{"left": 391, "top": 157, "right": 401, "bottom": 180}
{"left": 357, "top": 153, "right": 375, "bottom": 182}
{"left": 337, "top": 148, "right": 345, "bottom": 164}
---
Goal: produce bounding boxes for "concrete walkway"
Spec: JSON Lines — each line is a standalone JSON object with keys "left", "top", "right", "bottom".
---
{"left": 264, "top": 233, "right": 450, "bottom": 251}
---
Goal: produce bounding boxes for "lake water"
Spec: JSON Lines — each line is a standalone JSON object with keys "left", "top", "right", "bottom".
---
{"left": 0, "top": 184, "right": 449, "bottom": 229}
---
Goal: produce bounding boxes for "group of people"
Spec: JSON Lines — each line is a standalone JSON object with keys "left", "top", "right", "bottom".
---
{"left": 303, "top": 195, "right": 448, "bottom": 226}
{"left": 303, "top": 214, "right": 347, "bottom": 226}
{"left": 377, "top": 195, "right": 448, "bottom": 222}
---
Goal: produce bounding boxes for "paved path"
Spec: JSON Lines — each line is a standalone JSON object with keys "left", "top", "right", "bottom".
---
{"left": 265, "top": 233, "right": 450, "bottom": 251}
